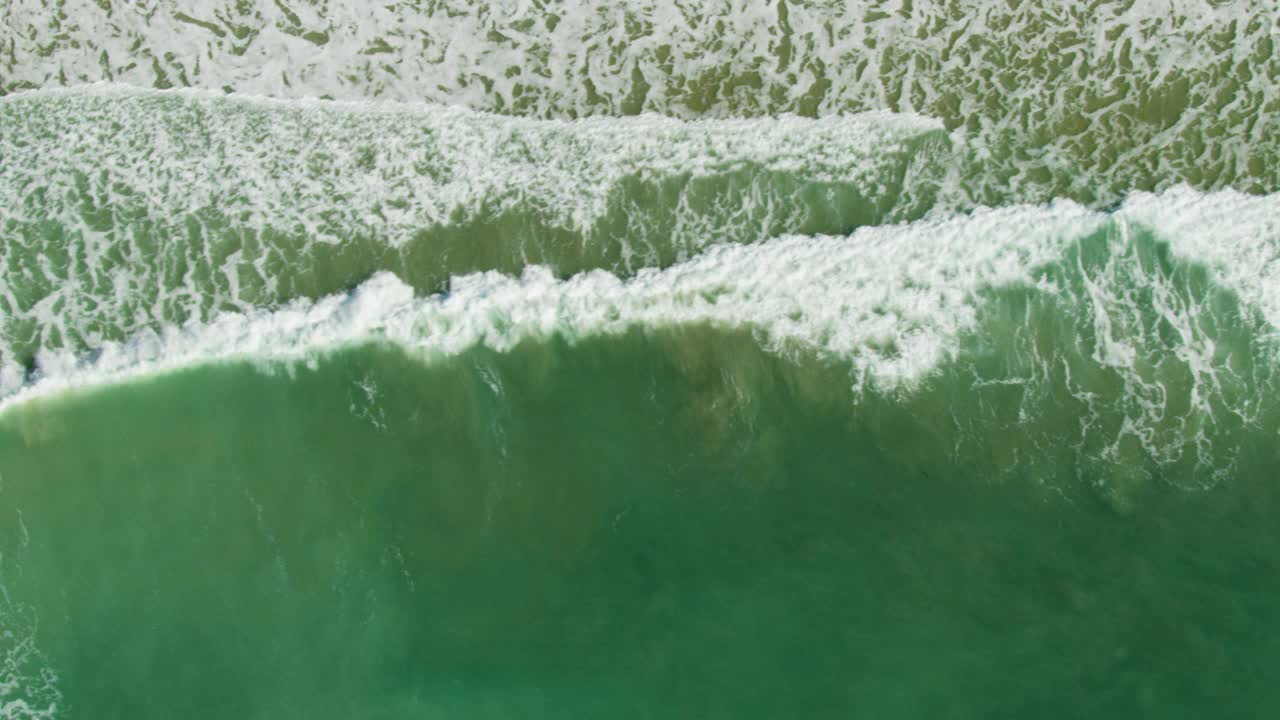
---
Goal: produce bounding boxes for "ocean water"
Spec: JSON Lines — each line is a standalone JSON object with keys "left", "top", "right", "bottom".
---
{"left": 2, "top": 1, "right": 1280, "bottom": 718}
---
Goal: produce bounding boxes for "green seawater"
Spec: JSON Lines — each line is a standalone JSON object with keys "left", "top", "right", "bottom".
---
{"left": 4, "top": 226, "right": 1280, "bottom": 717}
{"left": 4, "top": 0, "right": 1280, "bottom": 717}
{"left": 3, "top": 332, "right": 1280, "bottom": 719}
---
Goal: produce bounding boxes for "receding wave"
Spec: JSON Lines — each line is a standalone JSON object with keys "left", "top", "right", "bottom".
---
{"left": 3, "top": 0, "right": 1276, "bottom": 204}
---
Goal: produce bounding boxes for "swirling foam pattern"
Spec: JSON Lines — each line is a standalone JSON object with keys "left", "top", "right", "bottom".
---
{"left": 4, "top": 0, "right": 1278, "bottom": 205}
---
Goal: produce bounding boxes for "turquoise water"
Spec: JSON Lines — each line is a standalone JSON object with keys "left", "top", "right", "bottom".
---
{"left": 3, "top": 1, "right": 1280, "bottom": 718}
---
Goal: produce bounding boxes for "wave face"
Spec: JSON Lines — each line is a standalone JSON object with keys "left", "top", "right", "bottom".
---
{"left": 0, "top": 198, "right": 1100, "bottom": 402}
{"left": 6, "top": 188, "right": 1280, "bottom": 498}
{"left": 4, "top": 1, "right": 1280, "bottom": 718}
{"left": 4, "top": 0, "right": 1278, "bottom": 204}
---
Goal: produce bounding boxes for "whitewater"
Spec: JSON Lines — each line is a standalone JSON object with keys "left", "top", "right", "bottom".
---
{"left": 3, "top": 1, "right": 1280, "bottom": 718}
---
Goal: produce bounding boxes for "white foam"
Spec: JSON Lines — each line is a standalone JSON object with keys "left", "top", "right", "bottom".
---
{"left": 0, "top": 201, "right": 1106, "bottom": 414}
{"left": 0, "top": 85, "right": 945, "bottom": 370}
{"left": 6, "top": 186, "right": 1278, "bottom": 492}
{"left": 1119, "top": 187, "right": 1280, "bottom": 339}
{"left": 0, "top": 85, "right": 941, "bottom": 248}
{"left": 3, "top": 0, "right": 1269, "bottom": 118}
{"left": 0, "top": 600, "right": 60, "bottom": 720}
{"left": 4, "top": 0, "right": 1274, "bottom": 205}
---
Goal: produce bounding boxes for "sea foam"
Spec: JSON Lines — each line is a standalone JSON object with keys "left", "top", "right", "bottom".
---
{"left": 5, "top": 187, "right": 1280, "bottom": 412}
{"left": 0, "top": 86, "right": 946, "bottom": 367}
{"left": 4, "top": 0, "right": 1275, "bottom": 204}
{"left": 1, "top": 86, "right": 941, "bottom": 248}
{"left": 4, "top": 188, "right": 1279, "bottom": 498}
{"left": 3, "top": 199, "right": 1104, "bottom": 410}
